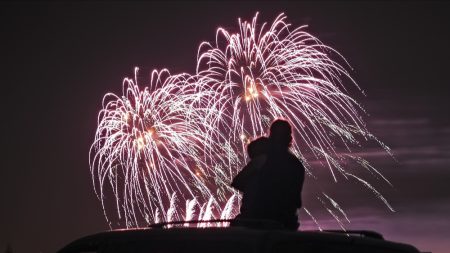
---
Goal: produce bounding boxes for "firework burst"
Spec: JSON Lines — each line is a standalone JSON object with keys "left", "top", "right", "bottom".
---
{"left": 90, "top": 68, "right": 239, "bottom": 227}
{"left": 197, "top": 13, "right": 370, "bottom": 168}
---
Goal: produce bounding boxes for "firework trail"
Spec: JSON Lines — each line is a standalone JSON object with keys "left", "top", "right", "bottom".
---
{"left": 197, "top": 13, "right": 370, "bottom": 170}
{"left": 89, "top": 68, "right": 238, "bottom": 227}
{"left": 90, "top": 12, "right": 393, "bottom": 229}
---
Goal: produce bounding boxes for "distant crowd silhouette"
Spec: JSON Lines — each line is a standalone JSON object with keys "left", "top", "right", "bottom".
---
{"left": 231, "top": 119, "right": 305, "bottom": 230}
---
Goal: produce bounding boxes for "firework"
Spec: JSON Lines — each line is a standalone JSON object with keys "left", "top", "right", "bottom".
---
{"left": 196, "top": 12, "right": 394, "bottom": 225}
{"left": 90, "top": 68, "right": 239, "bottom": 227}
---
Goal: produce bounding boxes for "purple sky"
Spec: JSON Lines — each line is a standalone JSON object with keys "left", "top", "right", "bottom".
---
{"left": 1, "top": 2, "right": 449, "bottom": 253}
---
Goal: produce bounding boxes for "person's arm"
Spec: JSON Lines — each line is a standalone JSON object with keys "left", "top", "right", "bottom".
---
{"left": 295, "top": 161, "right": 305, "bottom": 208}
{"left": 285, "top": 156, "right": 305, "bottom": 208}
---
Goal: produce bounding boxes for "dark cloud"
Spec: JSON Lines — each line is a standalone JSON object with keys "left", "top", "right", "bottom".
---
{"left": 298, "top": 105, "right": 450, "bottom": 253}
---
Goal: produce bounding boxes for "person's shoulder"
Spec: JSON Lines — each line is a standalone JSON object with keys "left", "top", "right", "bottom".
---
{"left": 287, "top": 152, "right": 305, "bottom": 169}
{"left": 253, "top": 155, "right": 267, "bottom": 168}
{"left": 286, "top": 152, "right": 301, "bottom": 162}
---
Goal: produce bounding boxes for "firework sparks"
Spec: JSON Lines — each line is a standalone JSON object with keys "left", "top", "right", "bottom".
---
{"left": 90, "top": 12, "right": 393, "bottom": 229}
{"left": 90, "top": 68, "right": 236, "bottom": 227}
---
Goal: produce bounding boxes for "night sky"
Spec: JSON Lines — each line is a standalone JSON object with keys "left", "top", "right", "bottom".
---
{"left": 2, "top": 2, "right": 450, "bottom": 253}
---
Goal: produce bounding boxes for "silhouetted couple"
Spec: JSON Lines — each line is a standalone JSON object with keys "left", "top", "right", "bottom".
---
{"left": 231, "top": 119, "right": 305, "bottom": 230}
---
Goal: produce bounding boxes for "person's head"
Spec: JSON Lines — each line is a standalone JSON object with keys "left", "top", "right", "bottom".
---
{"left": 247, "top": 137, "right": 269, "bottom": 159}
{"left": 268, "top": 119, "right": 292, "bottom": 149}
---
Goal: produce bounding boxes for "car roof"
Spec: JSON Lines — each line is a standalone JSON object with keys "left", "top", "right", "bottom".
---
{"left": 58, "top": 226, "right": 421, "bottom": 253}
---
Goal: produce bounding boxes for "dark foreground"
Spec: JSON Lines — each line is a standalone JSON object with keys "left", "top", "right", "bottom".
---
{"left": 58, "top": 225, "right": 421, "bottom": 253}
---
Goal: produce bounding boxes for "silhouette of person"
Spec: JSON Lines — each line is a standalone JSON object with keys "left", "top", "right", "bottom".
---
{"left": 232, "top": 119, "right": 305, "bottom": 230}
{"left": 231, "top": 137, "right": 269, "bottom": 219}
